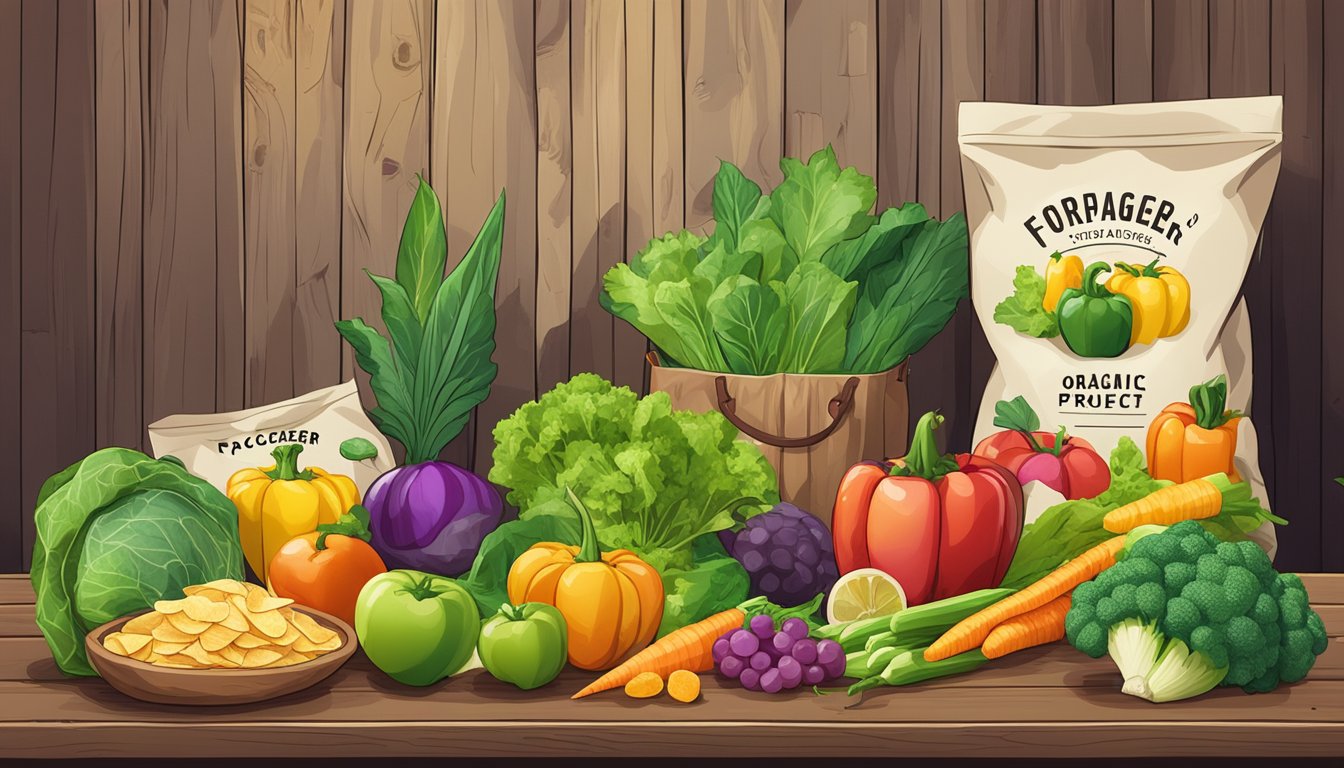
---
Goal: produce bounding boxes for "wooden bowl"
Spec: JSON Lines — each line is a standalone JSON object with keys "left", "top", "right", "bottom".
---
{"left": 85, "top": 606, "right": 357, "bottom": 706}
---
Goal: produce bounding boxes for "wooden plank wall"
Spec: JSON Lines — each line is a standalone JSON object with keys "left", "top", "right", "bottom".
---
{"left": 1, "top": 0, "right": 1340, "bottom": 574}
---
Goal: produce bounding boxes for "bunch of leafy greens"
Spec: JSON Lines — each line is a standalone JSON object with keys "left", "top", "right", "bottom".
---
{"left": 489, "top": 374, "right": 779, "bottom": 573}
{"left": 600, "top": 147, "right": 968, "bottom": 375}
{"left": 336, "top": 176, "right": 503, "bottom": 464}
{"left": 30, "top": 449, "right": 245, "bottom": 676}
{"left": 993, "top": 265, "right": 1060, "bottom": 338}
{"left": 467, "top": 470, "right": 753, "bottom": 636}
{"left": 1000, "top": 438, "right": 1282, "bottom": 590}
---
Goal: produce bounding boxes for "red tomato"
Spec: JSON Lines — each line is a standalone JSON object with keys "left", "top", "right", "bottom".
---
{"left": 832, "top": 415, "right": 1025, "bottom": 606}
{"left": 269, "top": 532, "right": 387, "bottom": 626}
{"left": 974, "top": 429, "right": 1109, "bottom": 500}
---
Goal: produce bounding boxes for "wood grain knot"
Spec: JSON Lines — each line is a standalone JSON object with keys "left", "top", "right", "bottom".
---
{"left": 393, "top": 41, "right": 416, "bottom": 70}
{"left": 381, "top": 157, "right": 400, "bottom": 176}
{"left": 254, "top": 144, "right": 267, "bottom": 168}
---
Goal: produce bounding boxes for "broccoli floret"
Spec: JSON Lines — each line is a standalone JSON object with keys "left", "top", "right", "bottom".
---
{"left": 1066, "top": 520, "right": 1329, "bottom": 703}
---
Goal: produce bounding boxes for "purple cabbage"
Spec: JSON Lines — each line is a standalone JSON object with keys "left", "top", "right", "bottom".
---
{"left": 364, "top": 461, "right": 503, "bottom": 576}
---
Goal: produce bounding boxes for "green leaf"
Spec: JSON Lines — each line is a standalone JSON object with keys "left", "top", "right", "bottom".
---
{"left": 738, "top": 214, "right": 798, "bottom": 283}
{"left": 822, "top": 202, "right": 929, "bottom": 281}
{"left": 459, "top": 501, "right": 582, "bottom": 616}
{"left": 656, "top": 535, "right": 751, "bottom": 637}
{"left": 993, "top": 396, "right": 1041, "bottom": 433}
{"left": 768, "top": 146, "right": 876, "bottom": 262}
{"left": 334, "top": 318, "right": 417, "bottom": 449}
{"left": 708, "top": 275, "right": 787, "bottom": 375}
{"left": 993, "top": 265, "right": 1060, "bottom": 339}
{"left": 629, "top": 230, "right": 705, "bottom": 279}
{"left": 695, "top": 242, "right": 762, "bottom": 285}
{"left": 709, "top": 160, "right": 763, "bottom": 251}
{"left": 410, "top": 191, "right": 506, "bottom": 463}
{"left": 339, "top": 437, "right": 379, "bottom": 461}
{"left": 774, "top": 261, "right": 857, "bottom": 374}
{"left": 653, "top": 276, "right": 730, "bottom": 372}
{"left": 368, "top": 273, "right": 423, "bottom": 379}
{"left": 843, "top": 214, "right": 969, "bottom": 373}
{"left": 395, "top": 176, "right": 448, "bottom": 325}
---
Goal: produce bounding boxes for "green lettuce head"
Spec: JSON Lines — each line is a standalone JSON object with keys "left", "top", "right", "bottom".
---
{"left": 30, "top": 448, "right": 244, "bottom": 676}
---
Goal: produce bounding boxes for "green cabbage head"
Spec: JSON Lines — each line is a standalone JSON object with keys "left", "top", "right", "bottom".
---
{"left": 30, "top": 448, "right": 244, "bottom": 676}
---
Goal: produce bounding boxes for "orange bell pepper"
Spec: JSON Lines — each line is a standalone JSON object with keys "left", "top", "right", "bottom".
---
{"left": 1146, "top": 375, "right": 1243, "bottom": 484}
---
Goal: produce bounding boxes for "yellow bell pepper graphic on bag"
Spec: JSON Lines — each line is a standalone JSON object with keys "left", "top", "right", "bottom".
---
{"left": 1104, "top": 258, "right": 1191, "bottom": 345}
{"left": 226, "top": 443, "right": 361, "bottom": 582}
{"left": 1042, "top": 251, "right": 1084, "bottom": 313}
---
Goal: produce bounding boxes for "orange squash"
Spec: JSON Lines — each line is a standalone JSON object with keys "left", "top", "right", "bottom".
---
{"left": 507, "top": 489, "right": 664, "bottom": 671}
{"left": 1147, "top": 374, "right": 1242, "bottom": 483}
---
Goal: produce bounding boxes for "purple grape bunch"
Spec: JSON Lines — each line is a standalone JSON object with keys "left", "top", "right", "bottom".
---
{"left": 711, "top": 614, "right": 845, "bottom": 693}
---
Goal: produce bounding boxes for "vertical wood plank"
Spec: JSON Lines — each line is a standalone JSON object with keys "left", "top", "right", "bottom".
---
{"left": 1113, "top": 0, "right": 1153, "bottom": 102}
{"left": 1209, "top": 0, "right": 1273, "bottom": 543}
{"left": 1153, "top": 0, "right": 1209, "bottom": 100}
{"left": 1323, "top": 0, "right": 1344, "bottom": 570}
{"left": 244, "top": 0, "right": 298, "bottom": 407}
{"left": 215, "top": 0, "right": 247, "bottom": 415}
{"left": 783, "top": 0, "right": 877, "bottom": 174}
{"left": 145, "top": 0, "right": 245, "bottom": 429}
{"left": 21, "top": 0, "right": 97, "bottom": 567}
{"left": 341, "top": 0, "right": 431, "bottom": 457}
{"left": 0, "top": 0, "right": 20, "bottom": 572}
{"left": 623, "top": 0, "right": 656, "bottom": 394}
{"left": 295, "top": 0, "right": 345, "bottom": 393}
{"left": 652, "top": 0, "right": 685, "bottom": 237}
{"left": 977, "top": 0, "right": 1035, "bottom": 439}
{"left": 535, "top": 0, "right": 572, "bottom": 396}
{"left": 684, "top": 0, "right": 785, "bottom": 234}
{"left": 1038, "top": 0, "right": 1113, "bottom": 105}
{"left": 1210, "top": 0, "right": 1270, "bottom": 97}
{"left": 875, "top": 0, "right": 925, "bottom": 210}
{"left": 431, "top": 0, "right": 537, "bottom": 476}
{"left": 1269, "top": 0, "right": 1323, "bottom": 571}
{"left": 95, "top": 0, "right": 145, "bottom": 453}
{"left": 928, "top": 0, "right": 983, "bottom": 451}
{"left": 569, "top": 0, "right": 625, "bottom": 382}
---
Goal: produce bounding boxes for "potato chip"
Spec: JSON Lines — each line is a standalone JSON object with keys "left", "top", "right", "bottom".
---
{"left": 152, "top": 597, "right": 189, "bottom": 615}
{"left": 263, "top": 650, "right": 313, "bottom": 668}
{"left": 219, "top": 604, "right": 250, "bottom": 633}
{"left": 151, "top": 640, "right": 192, "bottom": 656}
{"left": 241, "top": 648, "right": 284, "bottom": 668}
{"left": 166, "top": 611, "right": 213, "bottom": 636}
{"left": 267, "top": 621, "right": 302, "bottom": 647}
{"left": 155, "top": 654, "right": 208, "bottom": 668}
{"left": 217, "top": 644, "right": 246, "bottom": 666}
{"left": 179, "top": 641, "right": 231, "bottom": 667}
{"left": 182, "top": 595, "right": 231, "bottom": 623}
{"left": 199, "top": 624, "right": 242, "bottom": 652}
{"left": 118, "top": 632, "right": 152, "bottom": 655}
{"left": 122, "top": 612, "right": 164, "bottom": 635}
{"left": 151, "top": 622, "right": 199, "bottom": 644}
{"left": 289, "top": 611, "right": 339, "bottom": 645}
{"left": 245, "top": 609, "right": 289, "bottom": 639}
{"left": 153, "top": 660, "right": 200, "bottom": 669}
{"left": 128, "top": 640, "right": 154, "bottom": 662}
{"left": 102, "top": 634, "right": 129, "bottom": 656}
{"left": 231, "top": 632, "right": 271, "bottom": 649}
{"left": 245, "top": 589, "right": 293, "bottom": 614}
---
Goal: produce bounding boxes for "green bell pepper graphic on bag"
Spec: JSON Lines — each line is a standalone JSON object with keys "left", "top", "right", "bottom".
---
{"left": 1057, "top": 262, "right": 1134, "bottom": 358}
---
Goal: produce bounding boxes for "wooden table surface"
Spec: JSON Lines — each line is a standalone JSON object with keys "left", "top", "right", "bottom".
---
{"left": 1, "top": 574, "right": 1341, "bottom": 758}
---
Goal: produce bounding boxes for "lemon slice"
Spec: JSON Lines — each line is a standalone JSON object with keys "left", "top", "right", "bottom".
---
{"left": 826, "top": 568, "right": 908, "bottom": 624}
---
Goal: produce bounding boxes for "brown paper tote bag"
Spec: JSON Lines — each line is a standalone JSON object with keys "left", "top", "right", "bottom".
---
{"left": 648, "top": 353, "right": 908, "bottom": 526}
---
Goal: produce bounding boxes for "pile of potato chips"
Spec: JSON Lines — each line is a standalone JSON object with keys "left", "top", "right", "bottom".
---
{"left": 101, "top": 579, "right": 343, "bottom": 669}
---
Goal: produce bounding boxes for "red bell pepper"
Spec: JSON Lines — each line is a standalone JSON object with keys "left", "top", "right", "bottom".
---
{"left": 832, "top": 412, "right": 1025, "bottom": 606}
{"left": 973, "top": 396, "right": 1109, "bottom": 500}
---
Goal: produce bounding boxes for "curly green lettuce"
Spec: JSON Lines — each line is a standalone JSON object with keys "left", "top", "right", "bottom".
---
{"left": 994, "top": 265, "right": 1059, "bottom": 338}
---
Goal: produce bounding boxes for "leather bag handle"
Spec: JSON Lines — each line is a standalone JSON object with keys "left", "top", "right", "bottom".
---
{"left": 714, "top": 375, "right": 860, "bottom": 448}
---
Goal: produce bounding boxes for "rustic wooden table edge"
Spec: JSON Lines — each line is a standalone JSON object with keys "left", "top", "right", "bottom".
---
{"left": 1, "top": 574, "right": 1341, "bottom": 758}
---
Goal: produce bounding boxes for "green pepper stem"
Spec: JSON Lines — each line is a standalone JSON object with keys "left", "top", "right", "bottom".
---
{"left": 566, "top": 486, "right": 603, "bottom": 564}
{"left": 499, "top": 602, "right": 526, "bottom": 622}
{"left": 404, "top": 575, "right": 439, "bottom": 601}
{"left": 898, "top": 412, "right": 959, "bottom": 481}
{"left": 266, "top": 443, "right": 315, "bottom": 482}
{"left": 1189, "top": 374, "right": 1243, "bottom": 430}
{"left": 1081, "top": 262, "right": 1116, "bottom": 299}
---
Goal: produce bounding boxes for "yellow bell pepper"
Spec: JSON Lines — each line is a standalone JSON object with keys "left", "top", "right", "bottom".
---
{"left": 1042, "top": 251, "right": 1084, "bottom": 313}
{"left": 226, "top": 443, "right": 360, "bottom": 582}
{"left": 1104, "top": 258, "right": 1190, "bottom": 345}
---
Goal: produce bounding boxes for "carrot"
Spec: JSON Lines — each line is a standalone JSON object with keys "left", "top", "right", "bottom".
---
{"left": 1102, "top": 473, "right": 1244, "bottom": 533}
{"left": 572, "top": 607, "right": 745, "bottom": 699}
{"left": 981, "top": 592, "right": 1072, "bottom": 659}
{"left": 924, "top": 535, "right": 1124, "bottom": 662}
